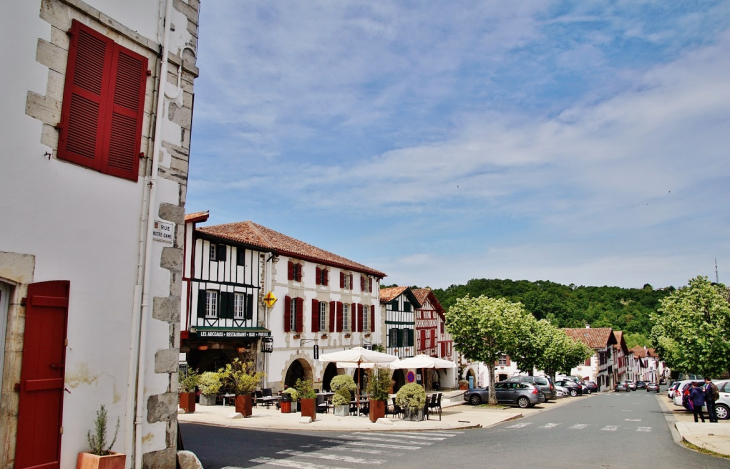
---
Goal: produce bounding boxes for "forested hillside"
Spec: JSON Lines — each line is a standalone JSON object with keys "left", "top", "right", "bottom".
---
{"left": 429, "top": 279, "right": 674, "bottom": 348}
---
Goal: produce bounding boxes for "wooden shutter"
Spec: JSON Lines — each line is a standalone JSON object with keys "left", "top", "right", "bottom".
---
{"left": 506, "top": 355, "right": 511, "bottom": 366}
{"left": 370, "top": 305, "right": 375, "bottom": 332}
{"left": 349, "top": 274, "right": 353, "bottom": 290}
{"left": 237, "top": 248, "right": 246, "bottom": 266}
{"left": 217, "top": 245, "right": 227, "bottom": 262}
{"left": 585, "top": 357, "right": 591, "bottom": 366}
{"left": 329, "top": 301, "right": 335, "bottom": 332}
{"left": 315, "top": 267, "right": 321, "bottom": 285}
{"left": 360, "top": 275, "right": 365, "bottom": 291}
{"left": 197, "top": 290, "right": 206, "bottom": 318}
{"left": 288, "top": 261, "right": 294, "bottom": 281}
{"left": 324, "top": 269, "right": 328, "bottom": 286}
{"left": 408, "top": 329, "right": 414, "bottom": 347}
{"left": 311, "top": 299, "right": 319, "bottom": 333}
{"left": 357, "top": 304, "right": 363, "bottom": 332}
{"left": 369, "top": 278, "right": 372, "bottom": 292}
{"left": 340, "top": 272, "right": 345, "bottom": 288}
{"left": 284, "top": 296, "right": 291, "bottom": 332}
{"left": 295, "top": 297, "right": 304, "bottom": 333}
{"left": 245, "top": 294, "right": 254, "bottom": 320}
{"left": 396, "top": 329, "right": 403, "bottom": 347}
{"left": 351, "top": 303, "right": 356, "bottom": 331}
{"left": 336, "top": 302, "right": 343, "bottom": 332}
{"left": 420, "top": 330, "right": 426, "bottom": 350}
{"left": 219, "top": 291, "right": 234, "bottom": 319}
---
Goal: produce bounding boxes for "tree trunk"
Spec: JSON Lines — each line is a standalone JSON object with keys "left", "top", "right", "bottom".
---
{"left": 488, "top": 363, "right": 497, "bottom": 404}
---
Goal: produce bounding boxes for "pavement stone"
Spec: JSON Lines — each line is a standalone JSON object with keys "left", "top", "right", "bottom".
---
{"left": 655, "top": 393, "right": 730, "bottom": 457}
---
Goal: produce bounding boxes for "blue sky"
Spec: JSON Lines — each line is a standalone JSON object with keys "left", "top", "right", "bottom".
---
{"left": 187, "top": 0, "right": 730, "bottom": 290}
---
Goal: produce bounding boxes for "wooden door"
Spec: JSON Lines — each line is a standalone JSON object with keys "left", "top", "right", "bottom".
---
{"left": 15, "top": 281, "right": 69, "bottom": 469}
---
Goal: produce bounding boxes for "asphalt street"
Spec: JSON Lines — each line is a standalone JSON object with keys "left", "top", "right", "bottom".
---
{"left": 180, "top": 390, "right": 728, "bottom": 469}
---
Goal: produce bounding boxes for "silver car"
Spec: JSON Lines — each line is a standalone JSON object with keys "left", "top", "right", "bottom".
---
{"left": 464, "top": 381, "right": 546, "bottom": 408}
{"left": 705, "top": 380, "right": 730, "bottom": 420}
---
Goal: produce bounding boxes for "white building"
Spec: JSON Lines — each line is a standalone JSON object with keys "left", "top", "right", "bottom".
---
{"left": 564, "top": 327, "right": 618, "bottom": 391}
{"left": 0, "top": 1, "right": 200, "bottom": 467}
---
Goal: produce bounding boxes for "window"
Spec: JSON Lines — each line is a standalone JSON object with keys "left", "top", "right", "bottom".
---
{"left": 234, "top": 293, "right": 245, "bottom": 319}
{"left": 57, "top": 20, "right": 148, "bottom": 181}
{"left": 389, "top": 328, "right": 398, "bottom": 347}
{"left": 205, "top": 291, "right": 218, "bottom": 318}
{"left": 342, "top": 304, "right": 350, "bottom": 332}
{"left": 362, "top": 305, "right": 368, "bottom": 331}
{"left": 290, "top": 299, "right": 297, "bottom": 331}
{"left": 343, "top": 274, "right": 351, "bottom": 289}
{"left": 316, "top": 267, "right": 328, "bottom": 286}
{"left": 319, "top": 302, "right": 327, "bottom": 332}
{"left": 403, "top": 301, "right": 411, "bottom": 312}
{"left": 210, "top": 244, "right": 217, "bottom": 261}
{"left": 498, "top": 354, "right": 508, "bottom": 366}
{"left": 288, "top": 261, "right": 302, "bottom": 281}
{"left": 401, "top": 329, "right": 409, "bottom": 347}
{"left": 236, "top": 248, "right": 245, "bottom": 266}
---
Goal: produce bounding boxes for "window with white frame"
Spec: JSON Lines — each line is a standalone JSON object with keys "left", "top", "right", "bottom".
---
{"left": 234, "top": 293, "right": 245, "bottom": 319}
{"left": 209, "top": 244, "right": 217, "bottom": 261}
{"left": 498, "top": 354, "right": 508, "bottom": 366}
{"left": 362, "top": 305, "right": 369, "bottom": 331}
{"left": 290, "top": 299, "right": 297, "bottom": 331}
{"left": 343, "top": 275, "right": 351, "bottom": 289}
{"left": 343, "top": 303, "right": 350, "bottom": 332}
{"left": 205, "top": 290, "right": 218, "bottom": 317}
{"left": 319, "top": 302, "right": 327, "bottom": 332}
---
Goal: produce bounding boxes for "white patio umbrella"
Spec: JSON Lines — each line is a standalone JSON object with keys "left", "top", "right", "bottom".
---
{"left": 390, "top": 354, "right": 457, "bottom": 390}
{"left": 318, "top": 347, "right": 398, "bottom": 414}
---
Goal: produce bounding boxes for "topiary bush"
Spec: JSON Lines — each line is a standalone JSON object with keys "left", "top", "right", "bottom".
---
{"left": 282, "top": 387, "right": 299, "bottom": 400}
{"left": 333, "top": 388, "right": 351, "bottom": 406}
{"left": 198, "top": 371, "right": 222, "bottom": 396}
{"left": 396, "top": 383, "right": 426, "bottom": 410}
{"left": 330, "top": 375, "right": 357, "bottom": 393}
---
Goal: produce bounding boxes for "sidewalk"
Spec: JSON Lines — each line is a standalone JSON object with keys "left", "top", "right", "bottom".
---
{"left": 655, "top": 394, "right": 730, "bottom": 457}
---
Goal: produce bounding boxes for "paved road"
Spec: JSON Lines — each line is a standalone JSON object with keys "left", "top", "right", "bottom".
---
{"left": 181, "top": 391, "right": 728, "bottom": 469}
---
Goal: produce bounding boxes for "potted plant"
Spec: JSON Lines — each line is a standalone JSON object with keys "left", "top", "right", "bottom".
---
{"left": 198, "top": 371, "right": 222, "bottom": 406}
{"left": 178, "top": 368, "right": 199, "bottom": 413}
{"left": 220, "top": 359, "right": 265, "bottom": 417}
{"left": 295, "top": 378, "right": 317, "bottom": 421}
{"left": 366, "top": 366, "right": 392, "bottom": 422}
{"left": 458, "top": 379, "right": 469, "bottom": 391}
{"left": 76, "top": 405, "right": 124, "bottom": 469}
{"left": 330, "top": 375, "right": 357, "bottom": 416}
{"left": 396, "top": 383, "right": 427, "bottom": 421}
{"left": 281, "top": 387, "right": 299, "bottom": 413}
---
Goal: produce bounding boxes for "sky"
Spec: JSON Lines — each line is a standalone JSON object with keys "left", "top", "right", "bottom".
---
{"left": 186, "top": 0, "right": 730, "bottom": 290}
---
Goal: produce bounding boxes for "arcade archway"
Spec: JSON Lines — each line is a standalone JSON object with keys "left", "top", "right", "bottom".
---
{"left": 284, "top": 358, "right": 313, "bottom": 388}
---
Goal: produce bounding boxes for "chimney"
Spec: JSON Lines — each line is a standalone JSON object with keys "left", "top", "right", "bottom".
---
{"left": 585, "top": 324, "right": 590, "bottom": 329}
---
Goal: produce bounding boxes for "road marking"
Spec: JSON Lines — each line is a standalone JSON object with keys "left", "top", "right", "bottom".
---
{"left": 637, "top": 427, "right": 652, "bottom": 432}
{"left": 540, "top": 423, "right": 560, "bottom": 429}
{"left": 322, "top": 439, "right": 419, "bottom": 450}
{"left": 621, "top": 410, "right": 634, "bottom": 412}
{"left": 337, "top": 435, "right": 432, "bottom": 445}
{"left": 250, "top": 457, "right": 350, "bottom": 469}
{"left": 625, "top": 419, "right": 641, "bottom": 421}
{"left": 420, "top": 431, "right": 463, "bottom": 436}
{"left": 568, "top": 424, "right": 589, "bottom": 430}
{"left": 506, "top": 422, "right": 533, "bottom": 428}
{"left": 300, "top": 445, "right": 402, "bottom": 456}
{"left": 601, "top": 426, "right": 619, "bottom": 431}
{"left": 277, "top": 450, "right": 385, "bottom": 465}
{"left": 365, "top": 432, "right": 446, "bottom": 440}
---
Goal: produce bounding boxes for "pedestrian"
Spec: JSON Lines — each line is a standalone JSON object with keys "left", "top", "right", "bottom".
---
{"left": 689, "top": 381, "right": 706, "bottom": 423}
{"left": 704, "top": 377, "right": 718, "bottom": 423}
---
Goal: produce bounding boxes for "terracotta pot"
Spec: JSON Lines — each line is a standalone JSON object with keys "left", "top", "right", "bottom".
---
{"left": 235, "top": 394, "right": 253, "bottom": 417}
{"left": 76, "top": 452, "right": 126, "bottom": 469}
{"left": 369, "top": 399, "right": 386, "bottom": 422}
{"left": 280, "top": 401, "right": 291, "bottom": 413}
{"left": 300, "top": 398, "right": 316, "bottom": 421}
{"left": 459, "top": 384, "right": 468, "bottom": 391}
{"left": 179, "top": 392, "right": 196, "bottom": 413}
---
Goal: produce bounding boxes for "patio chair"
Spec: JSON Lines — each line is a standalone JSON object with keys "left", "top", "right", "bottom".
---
{"left": 316, "top": 393, "right": 329, "bottom": 414}
{"left": 251, "top": 391, "right": 258, "bottom": 408}
{"left": 428, "top": 393, "right": 442, "bottom": 421}
{"left": 262, "top": 388, "right": 273, "bottom": 397}
{"left": 423, "top": 395, "right": 431, "bottom": 420}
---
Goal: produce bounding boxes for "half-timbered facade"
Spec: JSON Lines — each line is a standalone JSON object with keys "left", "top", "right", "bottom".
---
{"left": 380, "top": 287, "right": 420, "bottom": 359}
{"left": 612, "top": 331, "right": 630, "bottom": 384}
{"left": 564, "top": 327, "right": 617, "bottom": 391}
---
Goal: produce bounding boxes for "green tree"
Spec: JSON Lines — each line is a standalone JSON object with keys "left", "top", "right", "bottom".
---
{"left": 445, "top": 295, "right": 530, "bottom": 404}
{"left": 513, "top": 319, "right": 593, "bottom": 379}
{"left": 650, "top": 276, "right": 730, "bottom": 377}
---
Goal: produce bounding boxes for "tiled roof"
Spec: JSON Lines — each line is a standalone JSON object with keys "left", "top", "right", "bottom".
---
{"left": 412, "top": 288, "right": 446, "bottom": 317}
{"left": 613, "top": 331, "right": 629, "bottom": 354}
{"left": 185, "top": 211, "right": 209, "bottom": 223}
{"left": 563, "top": 328, "right": 617, "bottom": 349}
{"left": 380, "top": 286, "right": 408, "bottom": 302}
{"left": 197, "top": 220, "right": 386, "bottom": 278}
{"left": 630, "top": 346, "right": 659, "bottom": 358}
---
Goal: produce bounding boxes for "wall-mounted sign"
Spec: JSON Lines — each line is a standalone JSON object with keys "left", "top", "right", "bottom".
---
{"left": 198, "top": 330, "right": 269, "bottom": 339}
{"left": 262, "top": 337, "right": 274, "bottom": 353}
{"left": 152, "top": 220, "right": 174, "bottom": 244}
{"left": 407, "top": 371, "right": 415, "bottom": 383}
{"left": 263, "top": 291, "right": 277, "bottom": 308}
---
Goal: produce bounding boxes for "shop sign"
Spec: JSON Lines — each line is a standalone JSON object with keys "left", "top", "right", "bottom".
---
{"left": 198, "top": 330, "right": 269, "bottom": 339}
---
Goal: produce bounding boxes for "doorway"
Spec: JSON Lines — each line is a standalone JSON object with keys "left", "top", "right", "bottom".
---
{"left": 284, "top": 359, "right": 312, "bottom": 388}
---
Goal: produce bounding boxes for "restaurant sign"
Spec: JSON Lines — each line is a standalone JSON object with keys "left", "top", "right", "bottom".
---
{"left": 197, "top": 330, "right": 270, "bottom": 339}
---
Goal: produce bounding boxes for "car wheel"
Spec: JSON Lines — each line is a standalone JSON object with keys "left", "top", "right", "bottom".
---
{"left": 585, "top": 389, "right": 591, "bottom": 394}
{"left": 715, "top": 404, "right": 729, "bottom": 420}
{"left": 517, "top": 397, "right": 530, "bottom": 408}
{"left": 469, "top": 395, "right": 482, "bottom": 406}
{"left": 570, "top": 389, "right": 578, "bottom": 397}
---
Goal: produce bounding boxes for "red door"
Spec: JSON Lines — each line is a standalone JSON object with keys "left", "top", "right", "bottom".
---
{"left": 15, "top": 281, "right": 69, "bottom": 469}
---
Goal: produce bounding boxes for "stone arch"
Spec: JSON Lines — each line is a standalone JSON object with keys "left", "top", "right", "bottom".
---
{"left": 322, "top": 362, "right": 338, "bottom": 391}
{"left": 281, "top": 352, "right": 314, "bottom": 388}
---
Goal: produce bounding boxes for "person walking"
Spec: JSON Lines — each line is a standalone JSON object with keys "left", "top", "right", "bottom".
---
{"left": 689, "top": 381, "right": 706, "bottom": 423}
{"left": 704, "top": 377, "right": 718, "bottom": 423}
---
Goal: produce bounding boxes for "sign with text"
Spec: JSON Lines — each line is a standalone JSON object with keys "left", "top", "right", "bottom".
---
{"left": 197, "top": 330, "right": 269, "bottom": 339}
{"left": 152, "top": 220, "right": 174, "bottom": 244}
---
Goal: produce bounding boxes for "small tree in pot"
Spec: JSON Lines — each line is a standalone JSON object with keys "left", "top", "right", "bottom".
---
{"left": 220, "top": 359, "right": 265, "bottom": 417}
{"left": 331, "top": 375, "right": 357, "bottom": 416}
{"left": 366, "top": 366, "right": 392, "bottom": 422}
{"left": 295, "top": 378, "right": 317, "bottom": 421}
{"left": 178, "top": 368, "right": 199, "bottom": 413}
{"left": 198, "top": 371, "right": 222, "bottom": 406}
{"left": 76, "top": 405, "right": 124, "bottom": 469}
{"left": 396, "top": 383, "right": 427, "bottom": 421}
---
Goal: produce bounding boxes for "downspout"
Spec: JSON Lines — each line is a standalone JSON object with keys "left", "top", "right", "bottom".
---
{"left": 130, "top": 0, "right": 174, "bottom": 467}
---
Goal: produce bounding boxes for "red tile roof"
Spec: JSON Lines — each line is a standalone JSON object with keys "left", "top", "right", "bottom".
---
{"left": 630, "top": 346, "right": 659, "bottom": 358}
{"left": 613, "top": 331, "right": 629, "bottom": 354}
{"left": 185, "top": 211, "right": 210, "bottom": 223}
{"left": 197, "top": 220, "right": 386, "bottom": 278}
{"left": 563, "top": 328, "right": 617, "bottom": 349}
{"left": 412, "top": 288, "right": 446, "bottom": 317}
{"left": 380, "top": 286, "right": 408, "bottom": 303}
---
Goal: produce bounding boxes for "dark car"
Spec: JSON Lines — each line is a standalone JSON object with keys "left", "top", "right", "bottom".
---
{"left": 646, "top": 382, "right": 660, "bottom": 392}
{"left": 506, "top": 375, "right": 556, "bottom": 401}
{"left": 464, "top": 381, "right": 546, "bottom": 408}
{"left": 583, "top": 381, "right": 598, "bottom": 394}
{"left": 554, "top": 379, "right": 583, "bottom": 397}
{"left": 635, "top": 381, "right": 647, "bottom": 389}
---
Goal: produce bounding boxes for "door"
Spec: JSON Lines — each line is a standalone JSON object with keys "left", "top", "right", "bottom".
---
{"left": 15, "top": 281, "right": 70, "bottom": 469}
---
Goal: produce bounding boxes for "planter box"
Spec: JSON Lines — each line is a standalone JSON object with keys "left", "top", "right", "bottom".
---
{"left": 369, "top": 399, "right": 386, "bottom": 422}
{"left": 402, "top": 408, "right": 425, "bottom": 421}
{"left": 334, "top": 405, "right": 349, "bottom": 416}
{"left": 199, "top": 394, "right": 217, "bottom": 406}
{"left": 235, "top": 394, "right": 253, "bottom": 417}
{"left": 300, "top": 398, "right": 316, "bottom": 421}
{"left": 76, "top": 452, "right": 126, "bottom": 469}
{"left": 179, "top": 392, "right": 195, "bottom": 414}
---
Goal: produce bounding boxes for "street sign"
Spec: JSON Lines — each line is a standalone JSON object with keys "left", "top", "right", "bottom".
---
{"left": 313, "top": 345, "right": 319, "bottom": 359}
{"left": 261, "top": 337, "right": 273, "bottom": 353}
{"left": 263, "top": 291, "right": 277, "bottom": 308}
{"left": 407, "top": 371, "right": 415, "bottom": 383}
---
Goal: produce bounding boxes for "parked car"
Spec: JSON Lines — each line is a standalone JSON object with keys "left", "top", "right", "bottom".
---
{"left": 646, "top": 382, "right": 660, "bottom": 392}
{"left": 615, "top": 382, "right": 631, "bottom": 392}
{"left": 667, "top": 381, "right": 679, "bottom": 400}
{"left": 463, "top": 381, "right": 546, "bottom": 408}
{"left": 659, "top": 378, "right": 667, "bottom": 385}
{"left": 554, "top": 385, "right": 569, "bottom": 397}
{"left": 506, "top": 375, "right": 556, "bottom": 401}
{"left": 554, "top": 379, "right": 583, "bottom": 397}
{"left": 625, "top": 380, "right": 636, "bottom": 391}
{"left": 635, "top": 380, "right": 647, "bottom": 389}
{"left": 583, "top": 381, "right": 598, "bottom": 394}
{"left": 672, "top": 380, "right": 697, "bottom": 408}
{"left": 712, "top": 380, "right": 730, "bottom": 420}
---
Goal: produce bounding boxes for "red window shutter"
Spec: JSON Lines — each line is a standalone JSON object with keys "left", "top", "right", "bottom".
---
{"left": 284, "top": 296, "right": 291, "bottom": 332}
{"left": 295, "top": 297, "right": 304, "bottom": 332}
{"left": 420, "top": 330, "right": 426, "bottom": 351}
{"left": 351, "top": 303, "right": 356, "bottom": 331}
{"left": 440, "top": 342, "right": 445, "bottom": 357}
{"left": 340, "top": 272, "right": 345, "bottom": 288}
{"left": 506, "top": 355, "right": 511, "bottom": 366}
{"left": 329, "top": 301, "right": 335, "bottom": 332}
{"left": 315, "top": 267, "right": 321, "bottom": 285}
{"left": 369, "top": 278, "right": 372, "bottom": 292}
{"left": 296, "top": 264, "right": 302, "bottom": 282}
{"left": 312, "top": 299, "right": 319, "bottom": 332}
{"left": 360, "top": 275, "right": 365, "bottom": 291}
{"left": 358, "top": 304, "right": 363, "bottom": 332}
{"left": 324, "top": 269, "right": 328, "bottom": 286}
{"left": 336, "top": 302, "right": 343, "bottom": 332}
{"left": 370, "top": 305, "right": 375, "bottom": 332}
{"left": 585, "top": 358, "right": 591, "bottom": 366}
{"left": 349, "top": 274, "right": 353, "bottom": 290}
{"left": 288, "top": 261, "right": 293, "bottom": 281}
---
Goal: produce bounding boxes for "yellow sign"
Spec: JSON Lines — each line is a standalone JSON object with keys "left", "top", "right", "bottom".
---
{"left": 263, "top": 291, "right": 277, "bottom": 308}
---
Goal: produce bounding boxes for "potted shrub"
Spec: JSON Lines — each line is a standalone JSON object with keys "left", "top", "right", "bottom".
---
{"left": 178, "top": 368, "right": 199, "bottom": 413}
{"left": 220, "top": 359, "right": 265, "bottom": 417}
{"left": 295, "top": 378, "right": 317, "bottom": 421}
{"left": 397, "top": 383, "right": 427, "bottom": 421}
{"left": 282, "top": 387, "right": 299, "bottom": 413}
{"left": 366, "top": 366, "right": 392, "bottom": 422}
{"left": 330, "top": 375, "right": 357, "bottom": 416}
{"left": 198, "top": 371, "right": 222, "bottom": 406}
{"left": 76, "top": 405, "right": 124, "bottom": 469}
{"left": 458, "top": 379, "right": 469, "bottom": 391}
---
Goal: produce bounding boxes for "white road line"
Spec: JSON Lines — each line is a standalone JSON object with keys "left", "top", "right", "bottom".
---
{"left": 506, "top": 422, "right": 533, "bottom": 428}
{"left": 250, "top": 457, "right": 349, "bottom": 469}
{"left": 322, "top": 439, "right": 419, "bottom": 450}
{"left": 540, "top": 423, "right": 560, "bottom": 429}
{"left": 625, "top": 419, "right": 641, "bottom": 421}
{"left": 637, "top": 427, "right": 652, "bottom": 432}
{"left": 337, "top": 435, "right": 433, "bottom": 445}
{"left": 277, "top": 449, "right": 385, "bottom": 465}
{"left": 568, "top": 424, "right": 589, "bottom": 430}
{"left": 601, "top": 426, "right": 619, "bottom": 431}
{"left": 406, "top": 431, "right": 463, "bottom": 437}
{"left": 365, "top": 432, "right": 446, "bottom": 440}
{"left": 300, "top": 445, "right": 401, "bottom": 456}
